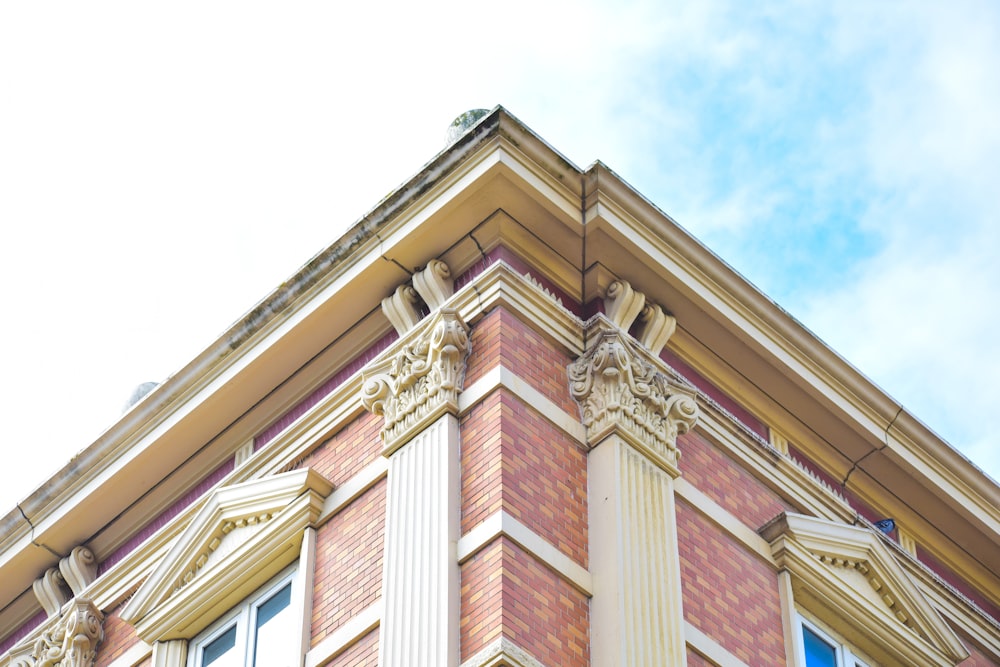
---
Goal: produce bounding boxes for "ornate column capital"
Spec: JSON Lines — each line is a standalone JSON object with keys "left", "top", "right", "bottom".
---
{"left": 362, "top": 308, "right": 471, "bottom": 454}
{"left": 569, "top": 326, "right": 698, "bottom": 472}
{"left": 12, "top": 599, "right": 104, "bottom": 667}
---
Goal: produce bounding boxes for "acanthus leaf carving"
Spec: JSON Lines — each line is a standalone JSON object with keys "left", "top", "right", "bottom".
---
{"left": 16, "top": 599, "right": 104, "bottom": 667}
{"left": 569, "top": 327, "right": 698, "bottom": 468}
{"left": 362, "top": 308, "right": 470, "bottom": 453}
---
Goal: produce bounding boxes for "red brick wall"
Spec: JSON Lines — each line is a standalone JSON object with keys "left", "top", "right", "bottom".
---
{"left": 299, "top": 410, "right": 383, "bottom": 487}
{"left": 324, "top": 628, "right": 379, "bottom": 667}
{"left": 95, "top": 604, "right": 141, "bottom": 667}
{"left": 676, "top": 496, "right": 785, "bottom": 665}
{"left": 311, "top": 479, "right": 386, "bottom": 646}
{"left": 680, "top": 430, "right": 791, "bottom": 530}
{"left": 461, "top": 390, "right": 588, "bottom": 567}
{"left": 464, "top": 307, "right": 578, "bottom": 416}
{"left": 460, "top": 537, "right": 589, "bottom": 666}
{"left": 687, "top": 648, "right": 714, "bottom": 666}
{"left": 959, "top": 636, "right": 1000, "bottom": 666}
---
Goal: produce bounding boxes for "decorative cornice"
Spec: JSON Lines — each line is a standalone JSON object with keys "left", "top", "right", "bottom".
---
{"left": 569, "top": 324, "right": 698, "bottom": 470}
{"left": 362, "top": 308, "right": 471, "bottom": 455}
{"left": 10, "top": 599, "right": 103, "bottom": 667}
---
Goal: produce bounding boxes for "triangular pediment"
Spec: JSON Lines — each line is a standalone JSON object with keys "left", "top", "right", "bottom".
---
{"left": 121, "top": 468, "right": 332, "bottom": 641}
{"left": 761, "top": 513, "right": 968, "bottom": 666}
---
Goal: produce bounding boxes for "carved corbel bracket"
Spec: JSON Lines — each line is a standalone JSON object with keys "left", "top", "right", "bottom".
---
{"left": 381, "top": 260, "right": 455, "bottom": 336}
{"left": 32, "top": 546, "right": 99, "bottom": 618}
{"left": 59, "top": 546, "right": 98, "bottom": 597}
{"left": 362, "top": 308, "right": 471, "bottom": 454}
{"left": 412, "top": 259, "right": 454, "bottom": 310}
{"left": 604, "top": 279, "right": 645, "bottom": 331}
{"left": 32, "top": 569, "right": 69, "bottom": 619}
{"left": 381, "top": 285, "right": 422, "bottom": 335}
{"left": 569, "top": 327, "right": 698, "bottom": 472}
{"left": 12, "top": 598, "right": 104, "bottom": 667}
{"left": 636, "top": 303, "right": 676, "bottom": 356}
{"left": 603, "top": 279, "right": 677, "bottom": 354}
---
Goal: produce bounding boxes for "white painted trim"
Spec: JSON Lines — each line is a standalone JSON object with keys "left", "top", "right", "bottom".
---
{"left": 303, "top": 600, "right": 381, "bottom": 667}
{"left": 457, "top": 510, "right": 592, "bottom": 596}
{"left": 294, "top": 527, "right": 317, "bottom": 664}
{"left": 673, "top": 478, "right": 775, "bottom": 565}
{"left": 316, "top": 457, "right": 388, "bottom": 526}
{"left": 459, "top": 365, "right": 586, "bottom": 445}
{"left": 684, "top": 622, "right": 749, "bottom": 667}
{"left": 107, "top": 641, "right": 152, "bottom": 667}
{"left": 459, "top": 637, "right": 547, "bottom": 667}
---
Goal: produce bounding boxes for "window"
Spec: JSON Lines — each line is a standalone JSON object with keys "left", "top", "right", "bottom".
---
{"left": 189, "top": 570, "right": 296, "bottom": 667}
{"left": 798, "top": 615, "right": 873, "bottom": 667}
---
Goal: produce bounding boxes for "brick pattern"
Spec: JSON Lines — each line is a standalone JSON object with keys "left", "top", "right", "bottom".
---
{"left": 659, "top": 347, "right": 768, "bottom": 440}
{"left": 256, "top": 331, "right": 396, "bottom": 449}
{"left": 324, "top": 628, "right": 379, "bottom": 667}
{"left": 311, "top": 479, "right": 386, "bottom": 646}
{"left": 299, "top": 410, "right": 383, "bottom": 488}
{"left": 460, "top": 537, "right": 589, "bottom": 666}
{"left": 677, "top": 497, "right": 786, "bottom": 665}
{"left": 461, "top": 390, "right": 588, "bottom": 567}
{"left": 94, "top": 604, "right": 141, "bottom": 667}
{"left": 464, "top": 307, "right": 578, "bottom": 416}
{"left": 687, "top": 648, "right": 714, "bottom": 666}
{"left": 680, "top": 430, "right": 791, "bottom": 529}
{"left": 959, "top": 636, "right": 1000, "bottom": 666}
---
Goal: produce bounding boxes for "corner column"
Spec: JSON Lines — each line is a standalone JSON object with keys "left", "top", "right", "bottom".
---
{"left": 570, "top": 323, "right": 698, "bottom": 666}
{"left": 363, "top": 308, "right": 469, "bottom": 667}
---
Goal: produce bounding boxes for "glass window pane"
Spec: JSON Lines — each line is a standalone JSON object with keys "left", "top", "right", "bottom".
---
{"left": 803, "top": 625, "right": 838, "bottom": 667}
{"left": 252, "top": 583, "right": 293, "bottom": 666}
{"left": 202, "top": 625, "right": 238, "bottom": 667}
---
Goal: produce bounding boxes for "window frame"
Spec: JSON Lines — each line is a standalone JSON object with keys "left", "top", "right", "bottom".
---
{"left": 188, "top": 566, "right": 298, "bottom": 667}
{"left": 797, "top": 612, "right": 873, "bottom": 667}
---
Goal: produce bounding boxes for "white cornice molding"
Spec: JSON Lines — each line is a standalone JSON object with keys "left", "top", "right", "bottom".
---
{"left": 761, "top": 512, "right": 968, "bottom": 666}
{"left": 120, "top": 468, "right": 332, "bottom": 641}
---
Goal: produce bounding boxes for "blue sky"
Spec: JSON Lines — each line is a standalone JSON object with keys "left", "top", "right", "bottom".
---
{"left": 1, "top": 1, "right": 998, "bottom": 511}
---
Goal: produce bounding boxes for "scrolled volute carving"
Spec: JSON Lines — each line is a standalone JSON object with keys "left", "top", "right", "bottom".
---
{"left": 362, "top": 308, "right": 470, "bottom": 452}
{"left": 59, "top": 546, "right": 98, "bottom": 598}
{"left": 381, "top": 284, "right": 422, "bottom": 335}
{"left": 412, "top": 259, "right": 454, "bottom": 310}
{"left": 569, "top": 329, "right": 697, "bottom": 467}
{"left": 17, "top": 599, "right": 104, "bottom": 667}
{"left": 604, "top": 279, "right": 645, "bottom": 331}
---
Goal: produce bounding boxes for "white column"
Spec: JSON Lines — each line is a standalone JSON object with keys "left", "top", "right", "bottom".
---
{"left": 151, "top": 639, "right": 187, "bottom": 667}
{"left": 379, "top": 414, "right": 460, "bottom": 667}
{"left": 570, "top": 323, "right": 698, "bottom": 667}
{"left": 590, "top": 436, "right": 686, "bottom": 666}
{"left": 362, "top": 308, "right": 469, "bottom": 667}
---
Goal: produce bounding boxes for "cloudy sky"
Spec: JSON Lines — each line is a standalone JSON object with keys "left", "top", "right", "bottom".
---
{"left": 1, "top": 1, "right": 998, "bottom": 512}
